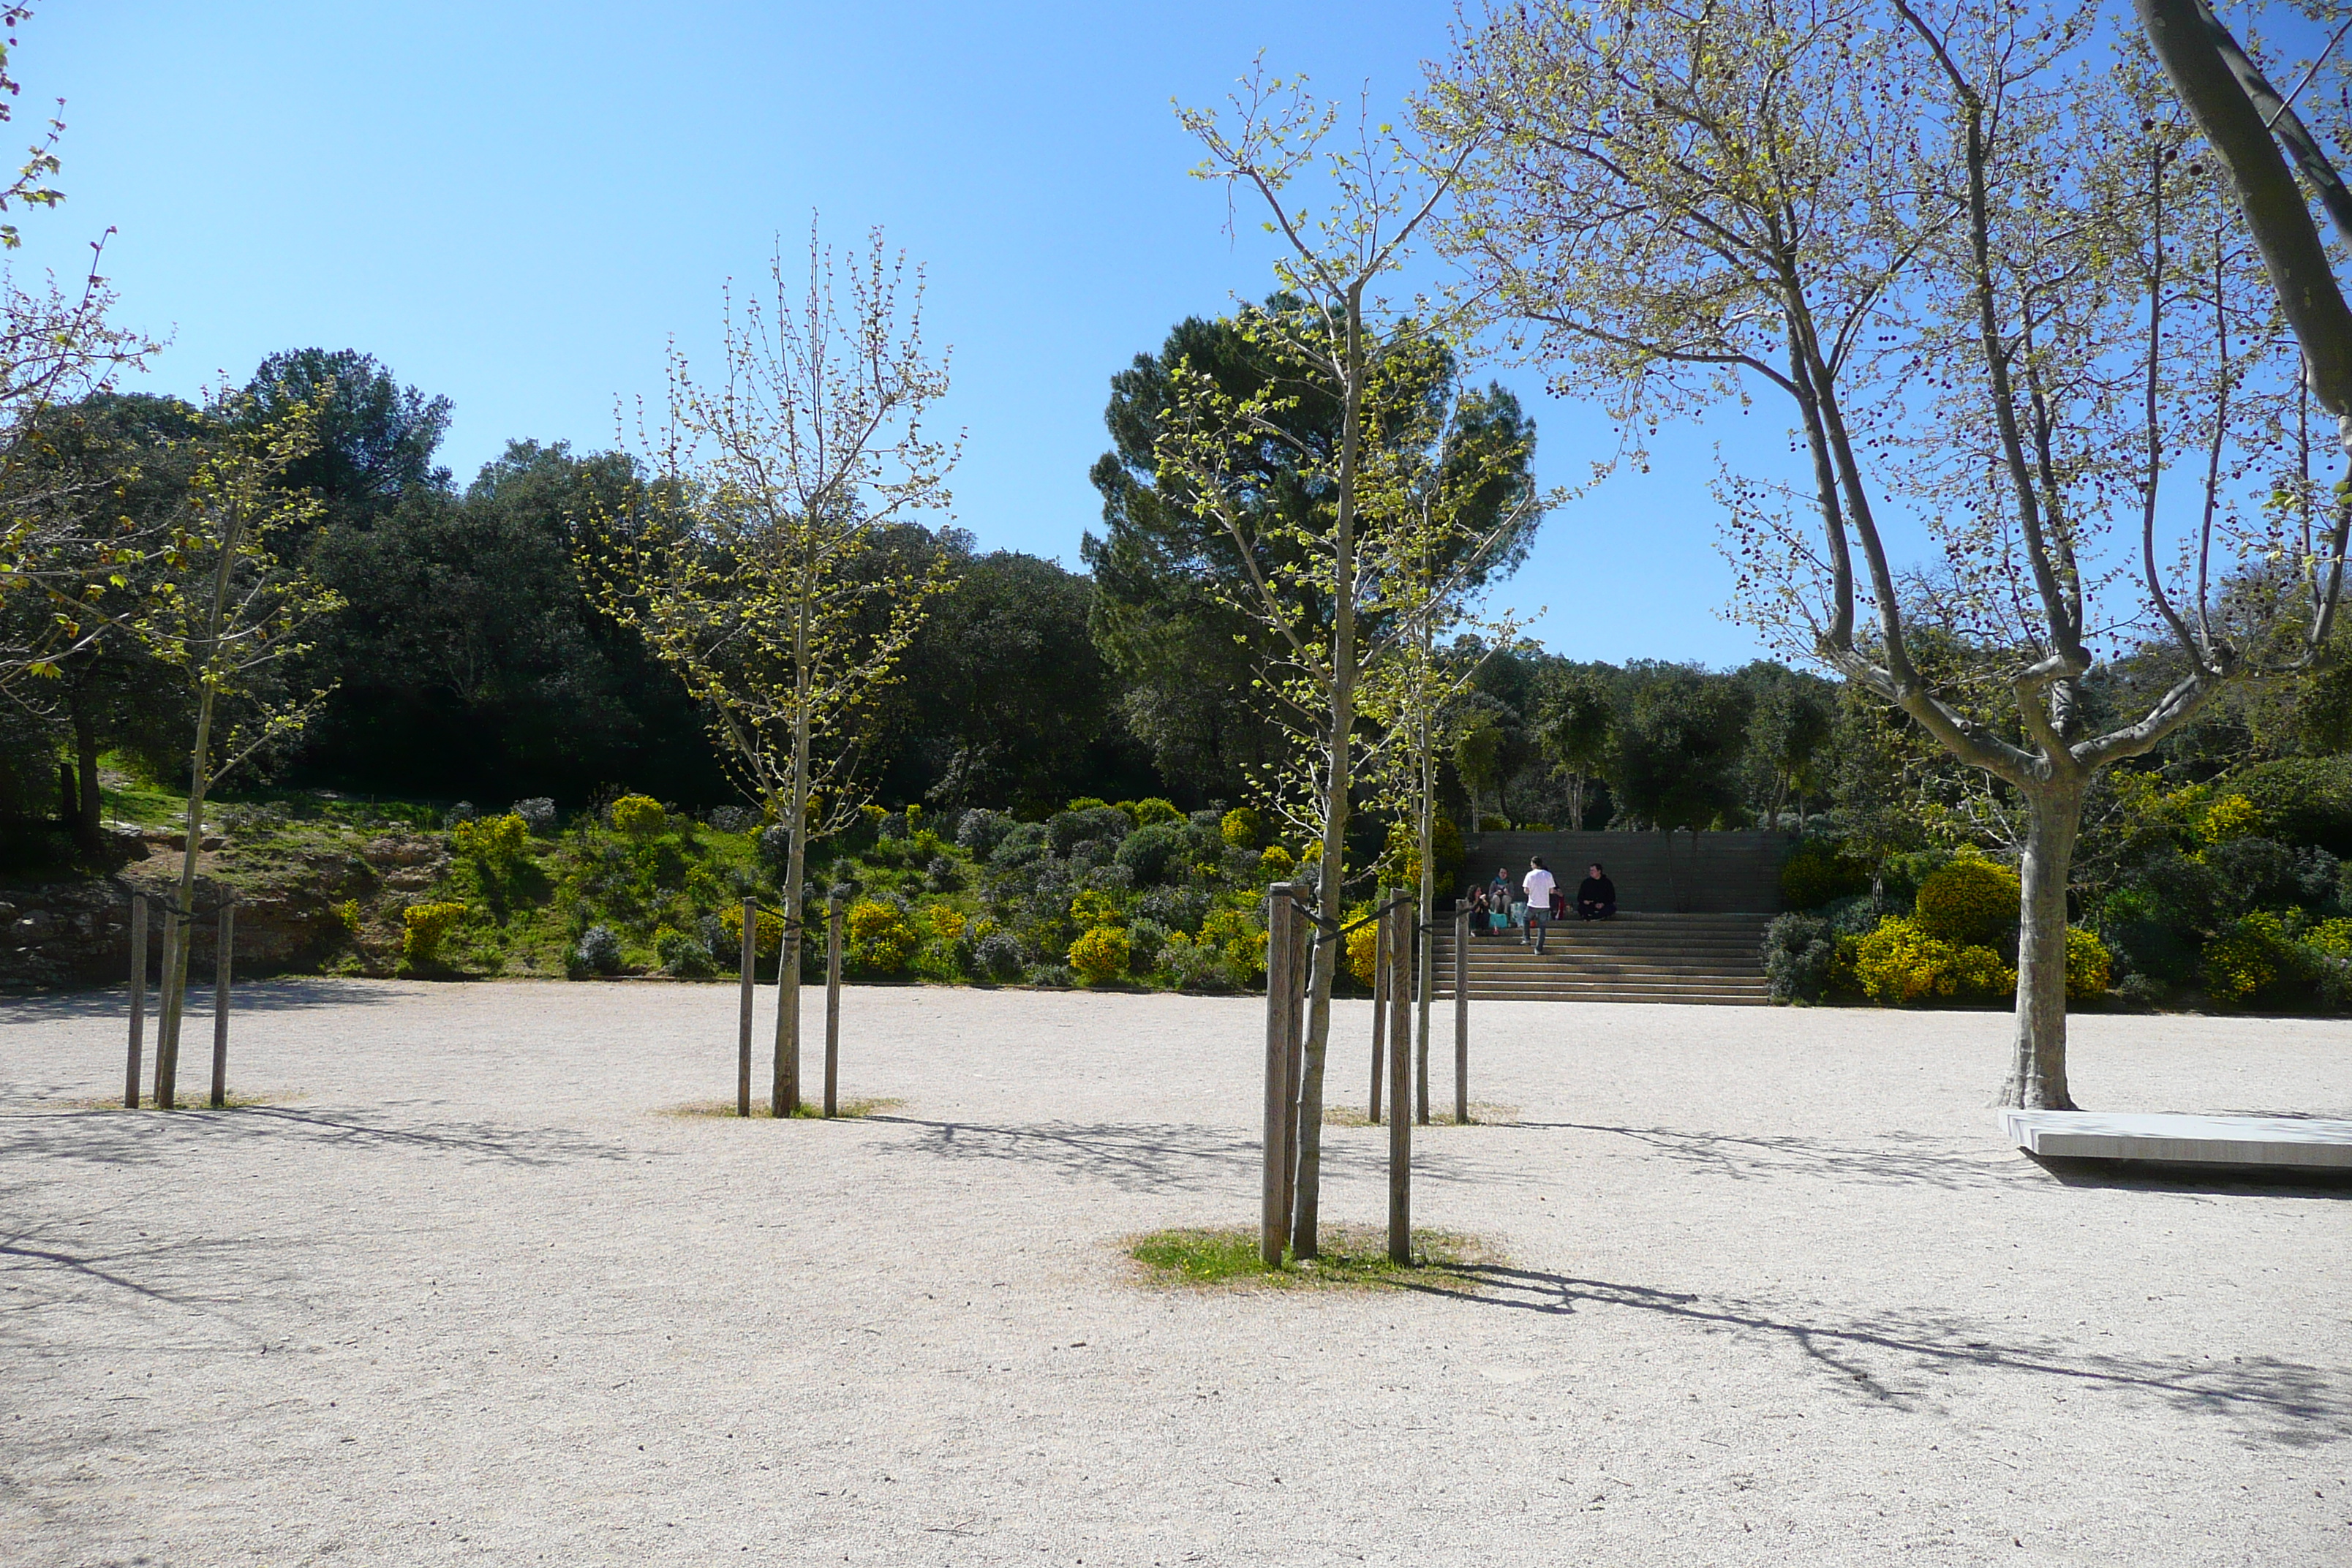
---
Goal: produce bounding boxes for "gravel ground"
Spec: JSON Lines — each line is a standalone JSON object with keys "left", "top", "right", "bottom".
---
{"left": 2, "top": 980, "right": 2347, "bottom": 1567}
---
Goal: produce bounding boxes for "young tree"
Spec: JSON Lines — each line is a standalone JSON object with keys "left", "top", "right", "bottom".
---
{"left": 1532, "top": 668, "right": 1613, "bottom": 830}
{"left": 1164, "top": 65, "right": 1476, "bottom": 1255}
{"left": 1431, "top": 0, "right": 2347, "bottom": 1108}
{"left": 140, "top": 391, "right": 342, "bottom": 1105}
{"left": 587, "top": 226, "right": 955, "bottom": 1116}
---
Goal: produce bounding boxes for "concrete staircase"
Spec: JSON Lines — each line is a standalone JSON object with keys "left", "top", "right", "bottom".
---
{"left": 1429, "top": 911, "right": 1774, "bottom": 1005}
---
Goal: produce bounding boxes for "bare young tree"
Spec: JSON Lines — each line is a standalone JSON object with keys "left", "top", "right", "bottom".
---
{"left": 587, "top": 225, "right": 955, "bottom": 1116}
{"left": 1430, "top": 0, "right": 2346, "bottom": 1108}
{"left": 1163, "top": 64, "right": 1475, "bottom": 1254}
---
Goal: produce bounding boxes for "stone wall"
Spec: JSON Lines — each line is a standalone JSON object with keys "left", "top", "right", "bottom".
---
{"left": 1458, "top": 829, "right": 1797, "bottom": 913}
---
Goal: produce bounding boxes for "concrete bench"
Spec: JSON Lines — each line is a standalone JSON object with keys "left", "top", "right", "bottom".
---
{"left": 2002, "top": 1110, "right": 2352, "bottom": 1171}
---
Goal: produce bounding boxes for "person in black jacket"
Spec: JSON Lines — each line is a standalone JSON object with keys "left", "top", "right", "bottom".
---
{"left": 1575, "top": 863, "right": 1617, "bottom": 921}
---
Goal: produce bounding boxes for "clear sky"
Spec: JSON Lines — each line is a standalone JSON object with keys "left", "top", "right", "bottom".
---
{"left": 12, "top": 2, "right": 2328, "bottom": 671}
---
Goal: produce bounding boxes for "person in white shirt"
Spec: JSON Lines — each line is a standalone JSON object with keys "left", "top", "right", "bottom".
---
{"left": 1520, "top": 857, "right": 1557, "bottom": 954}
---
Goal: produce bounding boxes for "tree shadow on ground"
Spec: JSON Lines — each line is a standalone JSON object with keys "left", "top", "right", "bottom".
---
{"left": 1397, "top": 1262, "right": 2352, "bottom": 1450}
{"left": 0, "top": 1103, "right": 638, "bottom": 1170}
{"left": 1, "top": 978, "right": 409, "bottom": 1023}
{"left": 1515, "top": 1121, "right": 2043, "bottom": 1192}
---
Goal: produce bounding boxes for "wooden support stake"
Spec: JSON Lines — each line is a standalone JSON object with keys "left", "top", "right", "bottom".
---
{"left": 1284, "top": 892, "right": 1306, "bottom": 1236}
{"left": 1414, "top": 900, "right": 1430, "bottom": 1126}
{"left": 209, "top": 900, "right": 233, "bottom": 1109}
{"left": 1387, "top": 900, "right": 1413, "bottom": 1264}
{"left": 1260, "top": 881, "right": 1294, "bottom": 1267}
{"left": 736, "top": 897, "right": 755, "bottom": 1117}
{"left": 1454, "top": 905, "right": 1470, "bottom": 1125}
{"left": 824, "top": 894, "right": 843, "bottom": 1117}
{"left": 1368, "top": 890, "right": 1387, "bottom": 1124}
{"left": 125, "top": 894, "right": 147, "bottom": 1109}
{"left": 155, "top": 907, "right": 181, "bottom": 1109}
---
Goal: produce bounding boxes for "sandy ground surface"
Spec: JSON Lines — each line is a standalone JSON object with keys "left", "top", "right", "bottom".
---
{"left": 1, "top": 980, "right": 2348, "bottom": 1568}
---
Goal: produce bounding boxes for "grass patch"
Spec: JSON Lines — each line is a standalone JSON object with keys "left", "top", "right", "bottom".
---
{"left": 1127, "top": 1222, "right": 1504, "bottom": 1291}
{"left": 1322, "top": 1101, "right": 1520, "bottom": 1128}
{"left": 51, "top": 1089, "right": 306, "bottom": 1112}
{"left": 656, "top": 1096, "right": 905, "bottom": 1120}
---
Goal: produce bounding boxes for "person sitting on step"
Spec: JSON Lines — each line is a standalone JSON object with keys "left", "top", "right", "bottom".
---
{"left": 1576, "top": 862, "right": 1617, "bottom": 921}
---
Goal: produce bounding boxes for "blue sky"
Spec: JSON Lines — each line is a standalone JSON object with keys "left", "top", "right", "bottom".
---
{"left": 12, "top": 2, "right": 2332, "bottom": 671}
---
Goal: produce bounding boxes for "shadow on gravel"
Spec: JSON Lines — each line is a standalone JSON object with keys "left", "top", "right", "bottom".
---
{"left": 867, "top": 1115, "right": 1536, "bottom": 1194}
{"left": 0, "top": 979, "right": 407, "bottom": 1022}
{"left": 1517, "top": 1121, "right": 2039, "bottom": 1192}
{"left": 2024, "top": 1154, "right": 2352, "bottom": 1197}
{"left": 1399, "top": 1263, "right": 2352, "bottom": 1449}
{"left": 0, "top": 1104, "right": 637, "bottom": 1169}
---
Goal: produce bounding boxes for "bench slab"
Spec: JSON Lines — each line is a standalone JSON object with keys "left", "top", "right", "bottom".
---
{"left": 2001, "top": 1110, "right": 2352, "bottom": 1169}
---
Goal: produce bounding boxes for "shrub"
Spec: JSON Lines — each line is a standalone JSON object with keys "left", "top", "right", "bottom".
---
{"left": 1853, "top": 915, "right": 2012, "bottom": 1006}
{"left": 1912, "top": 851, "right": 2020, "bottom": 948}
{"left": 573, "top": 923, "right": 623, "bottom": 976}
{"left": 1131, "top": 797, "right": 1183, "bottom": 826}
{"left": 2117, "top": 972, "right": 2167, "bottom": 1009}
{"left": 718, "top": 902, "right": 785, "bottom": 961}
{"left": 1136, "top": 883, "right": 1210, "bottom": 934}
{"left": 442, "top": 800, "right": 478, "bottom": 829}
{"left": 1820, "top": 893, "right": 1883, "bottom": 938}
{"left": 1115, "top": 822, "right": 1189, "bottom": 886}
{"left": 957, "top": 809, "right": 1017, "bottom": 857}
{"left": 990, "top": 821, "right": 1052, "bottom": 870}
{"left": 1779, "top": 840, "right": 1872, "bottom": 909}
{"left": 878, "top": 810, "right": 911, "bottom": 841}
{"left": 1027, "top": 963, "right": 1077, "bottom": 988}
{"left": 1220, "top": 806, "right": 1265, "bottom": 851}
{"left": 846, "top": 900, "right": 918, "bottom": 974}
{"left": 511, "top": 797, "right": 557, "bottom": 834}
{"left": 1346, "top": 916, "right": 1379, "bottom": 987}
{"left": 2202, "top": 911, "right": 2296, "bottom": 1006}
{"left": 1259, "top": 845, "right": 1297, "bottom": 880}
{"left": 973, "top": 930, "right": 1026, "bottom": 981}
{"left": 610, "top": 795, "right": 666, "bottom": 837}
{"left": 402, "top": 901, "right": 466, "bottom": 965}
{"left": 1126, "top": 918, "right": 1170, "bottom": 972}
{"left": 2065, "top": 926, "right": 2112, "bottom": 1003}
{"left": 1201, "top": 905, "right": 1266, "bottom": 981}
{"left": 2230, "top": 755, "right": 2352, "bottom": 856}
{"left": 453, "top": 812, "right": 529, "bottom": 870}
{"left": 1066, "top": 796, "right": 1111, "bottom": 813}
{"left": 2200, "top": 792, "right": 2261, "bottom": 843}
{"left": 1761, "top": 912, "right": 1834, "bottom": 1003}
{"left": 1158, "top": 932, "right": 1233, "bottom": 991}
{"left": 1477, "top": 813, "right": 1511, "bottom": 832}
{"left": 1068, "top": 925, "right": 1131, "bottom": 984}
{"left": 655, "top": 925, "right": 715, "bottom": 979}
{"left": 1049, "top": 804, "right": 1132, "bottom": 856}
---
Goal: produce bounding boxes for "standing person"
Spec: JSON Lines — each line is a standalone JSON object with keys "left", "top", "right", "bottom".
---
{"left": 1521, "top": 856, "right": 1557, "bottom": 954}
{"left": 1576, "top": 863, "right": 1618, "bottom": 921}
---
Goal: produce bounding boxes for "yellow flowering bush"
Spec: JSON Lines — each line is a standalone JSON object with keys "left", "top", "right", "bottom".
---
{"left": 401, "top": 901, "right": 466, "bottom": 964}
{"left": 1853, "top": 915, "right": 2013, "bottom": 1006}
{"left": 609, "top": 794, "right": 666, "bottom": 836}
{"left": 1201, "top": 905, "right": 1265, "bottom": 980}
{"left": 452, "top": 811, "right": 528, "bottom": 869}
{"left": 845, "top": 900, "right": 918, "bottom": 973}
{"left": 1069, "top": 889, "right": 1123, "bottom": 928}
{"left": 718, "top": 902, "right": 785, "bottom": 960}
{"left": 2203, "top": 911, "right": 2292, "bottom": 1006}
{"left": 1346, "top": 915, "right": 1379, "bottom": 986}
{"left": 1067, "top": 925, "right": 1131, "bottom": 984}
{"left": 2065, "top": 927, "right": 2112, "bottom": 1002}
{"left": 2199, "top": 792, "right": 2261, "bottom": 844}
{"left": 1912, "top": 850, "right": 2020, "bottom": 947}
{"left": 1221, "top": 806, "right": 1265, "bottom": 849}
{"left": 1259, "top": 845, "right": 1296, "bottom": 878}
{"left": 922, "top": 905, "right": 968, "bottom": 941}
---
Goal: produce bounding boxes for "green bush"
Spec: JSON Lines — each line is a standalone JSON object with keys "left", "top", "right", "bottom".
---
{"left": 1912, "top": 851, "right": 2020, "bottom": 948}
{"left": 1115, "top": 822, "right": 1189, "bottom": 886}
{"left": 2202, "top": 911, "right": 2296, "bottom": 1006}
{"left": 2230, "top": 756, "right": 2352, "bottom": 856}
{"left": 2065, "top": 926, "right": 2111, "bottom": 1003}
{"left": 1130, "top": 797, "right": 1183, "bottom": 826}
{"left": 655, "top": 925, "right": 715, "bottom": 979}
{"left": 1221, "top": 806, "right": 1265, "bottom": 851}
{"left": 1779, "top": 840, "right": 1871, "bottom": 909}
{"left": 453, "top": 812, "right": 529, "bottom": 870}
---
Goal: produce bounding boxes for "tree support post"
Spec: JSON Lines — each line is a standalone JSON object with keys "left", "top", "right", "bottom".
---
{"left": 1414, "top": 902, "right": 1430, "bottom": 1126}
{"left": 1453, "top": 905, "right": 1470, "bottom": 1125}
{"left": 772, "top": 909, "right": 800, "bottom": 1118}
{"left": 736, "top": 897, "right": 756, "bottom": 1117}
{"left": 824, "top": 894, "right": 843, "bottom": 1117}
{"left": 125, "top": 894, "right": 147, "bottom": 1110}
{"left": 1386, "top": 900, "right": 1413, "bottom": 1264}
{"left": 1260, "top": 880, "right": 1297, "bottom": 1267}
{"left": 208, "top": 899, "right": 233, "bottom": 1109}
{"left": 1282, "top": 890, "right": 1308, "bottom": 1246}
{"left": 1368, "top": 886, "right": 1388, "bottom": 1123}
{"left": 155, "top": 906, "right": 181, "bottom": 1109}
